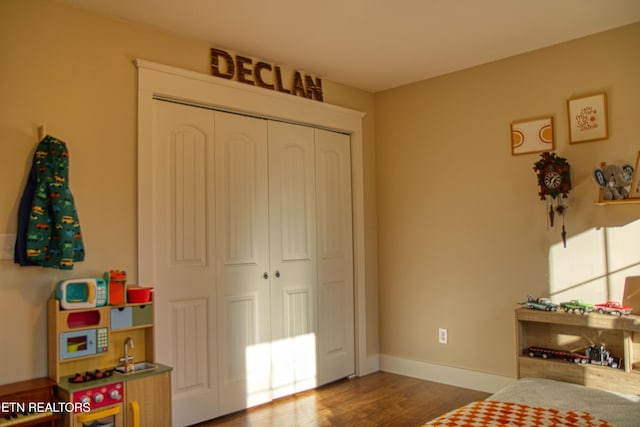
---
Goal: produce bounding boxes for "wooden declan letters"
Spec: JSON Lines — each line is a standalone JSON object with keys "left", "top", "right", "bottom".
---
{"left": 211, "top": 48, "right": 323, "bottom": 102}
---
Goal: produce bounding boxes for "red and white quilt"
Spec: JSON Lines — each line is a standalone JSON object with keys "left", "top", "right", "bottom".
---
{"left": 423, "top": 400, "right": 614, "bottom": 427}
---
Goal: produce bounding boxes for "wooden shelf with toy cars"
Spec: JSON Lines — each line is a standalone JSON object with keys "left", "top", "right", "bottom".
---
{"left": 515, "top": 307, "right": 640, "bottom": 395}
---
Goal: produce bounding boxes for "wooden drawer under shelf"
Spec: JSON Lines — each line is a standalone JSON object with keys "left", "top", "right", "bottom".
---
{"left": 132, "top": 304, "right": 153, "bottom": 326}
{"left": 111, "top": 304, "right": 154, "bottom": 330}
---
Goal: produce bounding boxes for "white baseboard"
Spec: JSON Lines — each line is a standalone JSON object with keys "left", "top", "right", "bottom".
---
{"left": 357, "top": 353, "right": 380, "bottom": 377}
{"left": 379, "top": 354, "right": 515, "bottom": 394}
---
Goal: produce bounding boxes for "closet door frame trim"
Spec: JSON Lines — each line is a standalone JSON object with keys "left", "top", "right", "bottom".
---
{"left": 135, "top": 59, "right": 373, "bottom": 377}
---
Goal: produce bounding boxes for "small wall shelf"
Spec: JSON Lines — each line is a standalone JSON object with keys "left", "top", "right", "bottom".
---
{"left": 593, "top": 160, "right": 640, "bottom": 205}
{"left": 594, "top": 198, "right": 640, "bottom": 206}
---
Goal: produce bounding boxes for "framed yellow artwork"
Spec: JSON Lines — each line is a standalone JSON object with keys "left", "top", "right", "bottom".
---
{"left": 567, "top": 92, "right": 608, "bottom": 143}
{"left": 511, "top": 116, "right": 554, "bottom": 156}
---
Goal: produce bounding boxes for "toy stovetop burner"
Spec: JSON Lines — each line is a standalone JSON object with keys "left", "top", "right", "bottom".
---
{"left": 533, "top": 152, "right": 572, "bottom": 247}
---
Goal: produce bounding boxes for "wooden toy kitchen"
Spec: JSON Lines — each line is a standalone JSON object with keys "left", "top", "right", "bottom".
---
{"left": 47, "top": 272, "right": 172, "bottom": 427}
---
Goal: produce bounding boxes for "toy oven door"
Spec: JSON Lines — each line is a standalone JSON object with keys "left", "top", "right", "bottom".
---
{"left": 71, "top": 403, "right": 123, "bottom": 427}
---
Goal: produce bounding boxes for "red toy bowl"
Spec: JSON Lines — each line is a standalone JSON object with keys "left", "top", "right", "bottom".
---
{"left": 127, "top": 286, "right": 153, "bottom": 303}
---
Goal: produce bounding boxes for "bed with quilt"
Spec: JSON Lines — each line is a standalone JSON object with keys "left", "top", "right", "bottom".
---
{"left": 423, "top": 377, "right": 640, "bottom": 427}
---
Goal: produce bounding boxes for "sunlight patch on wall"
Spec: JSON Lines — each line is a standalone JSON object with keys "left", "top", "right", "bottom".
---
{"left": 606, "top": 218, "right": 640, "bottom": 289}
{"left": 549, "top": 218, "right": 640, "bottom": 303}
{"left": 549, "top": 227, "right": 608, "bottom": 302}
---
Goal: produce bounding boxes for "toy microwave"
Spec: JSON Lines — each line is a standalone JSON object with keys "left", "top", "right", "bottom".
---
{"left": 59, "top": 327, "right": 109, "bottom": 360}
{"left": 56, "top": 278, "right": 108, "bottom": 310}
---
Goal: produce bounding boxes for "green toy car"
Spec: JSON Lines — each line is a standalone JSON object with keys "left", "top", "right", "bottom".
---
{"left": 560, "top": 299, "right": 593, "bottom": 314}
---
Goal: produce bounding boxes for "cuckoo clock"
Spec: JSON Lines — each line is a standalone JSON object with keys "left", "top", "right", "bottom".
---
{"left": 533, "top": 152, "right": 572, "bottom": 247}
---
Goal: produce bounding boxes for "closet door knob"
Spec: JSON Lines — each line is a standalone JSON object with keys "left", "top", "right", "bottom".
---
{"left": 275, "top": 270, "right": 280, "bottom": 278}
{"left": 263, "top": 272, "right": 269, "bottom": 280}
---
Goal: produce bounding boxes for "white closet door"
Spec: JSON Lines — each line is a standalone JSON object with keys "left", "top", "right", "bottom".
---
{"left": 315, "top": 129, "right": 355, "bottom": 384}
{"left": 214, "top": 112, "right": 272, "bottom": 413}
{"left": 151, "top": 100, "right": 219, "bottom": 427}
{"left": 267, "top": 121, "right": 319, "bottom": 399}
{"left": 148, "top": 103, "right": 354, "bottom": 424}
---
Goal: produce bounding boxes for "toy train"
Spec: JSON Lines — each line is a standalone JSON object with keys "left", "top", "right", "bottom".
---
{"left": 526, "top": 345, "right": 621, "bottom": 369}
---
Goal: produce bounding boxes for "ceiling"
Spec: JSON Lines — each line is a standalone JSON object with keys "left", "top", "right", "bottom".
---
{"left": 59, "top": 0, "right": 640, "bottom": 93}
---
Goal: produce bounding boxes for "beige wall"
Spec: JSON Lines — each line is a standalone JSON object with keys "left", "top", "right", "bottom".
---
{"left": 375, "top": 22, "right": 640, "bottom": 376}
{"left": 2, "top": 0, "right": 638, "bottom": 388}
{"left": 0, "top": 0, "right": 377, "bottom": 383}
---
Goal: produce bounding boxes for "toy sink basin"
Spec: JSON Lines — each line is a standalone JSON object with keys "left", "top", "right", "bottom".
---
{"left": 114, "top": 361, "right": 157, "bottom": 374}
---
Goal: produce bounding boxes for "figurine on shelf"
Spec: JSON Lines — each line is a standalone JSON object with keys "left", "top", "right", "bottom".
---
{"left": 526, "top": 346, "right": 588, "bottom": 364}
{"left": 592, "top": 163, "right": 634, "bottom": 200}
{"left": 526, "top": 345, "right": 621, "bottom": 369}
{"left": 559, "top": 299, "right": 593, "bottom": 315}
{"left": 594, "top": 301, "right": 632, "bottom": 316}
{"left": 585, "top": 345, "right": 621, "bottom": 369}
{"left": 520, "top": 295, "right": 559, "bottom": 311}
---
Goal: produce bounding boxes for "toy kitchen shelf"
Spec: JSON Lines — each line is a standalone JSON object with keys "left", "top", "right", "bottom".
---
{"left": 515, "top": 307, "right": 640, "bottom": 395}
{"left": 47, "top": 299, "right": 155, "bottom": 383}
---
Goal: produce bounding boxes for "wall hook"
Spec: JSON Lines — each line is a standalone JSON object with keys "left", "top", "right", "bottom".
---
{"left": 37, "top": 124, "right": 46, "bottom": 141}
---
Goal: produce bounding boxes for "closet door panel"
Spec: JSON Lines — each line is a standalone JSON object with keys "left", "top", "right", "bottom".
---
{"left": 279, "top": 145, "right": 313, "bottom": 261}
{"left": 267, "top": 121, "right": 318, "bottom": 399}
{"left": 315, "top": 129, "right": 355, "bottom": 385}
{"left": 215, "top": 112, "right": 271, "bottom": 412}
{"left": 151, "top": 100, "right": 219, "bottom": 427}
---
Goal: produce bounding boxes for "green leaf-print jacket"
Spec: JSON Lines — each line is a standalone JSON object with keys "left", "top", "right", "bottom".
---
{"left": 24, "top": 135, "right": 85, "bottom": 269}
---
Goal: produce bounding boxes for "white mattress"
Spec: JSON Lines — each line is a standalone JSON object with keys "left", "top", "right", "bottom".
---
{"left": 487, "top": 377, "right": 640, "bottom": 427}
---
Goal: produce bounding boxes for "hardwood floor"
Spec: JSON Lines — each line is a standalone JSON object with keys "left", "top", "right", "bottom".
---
{"left": 192, "top": 372, "right": 490, "bottom": 426}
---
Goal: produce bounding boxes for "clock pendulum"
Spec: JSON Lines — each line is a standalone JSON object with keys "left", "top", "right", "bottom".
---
{"left": 556, "top": 201, "right": 568, "bottom": 248}
{"left": 533, "top": 152, "right": 572, "bottom": 247}
{"left": 546, "top": 195, "right": 569, "bottom": 247}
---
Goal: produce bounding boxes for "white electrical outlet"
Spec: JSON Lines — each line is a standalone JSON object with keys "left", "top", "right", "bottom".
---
{"left": 0, "top": 234, "right": 16, "bottom": 260}
{"left": 438, "top": 328, "right": 448, "bottom": 344}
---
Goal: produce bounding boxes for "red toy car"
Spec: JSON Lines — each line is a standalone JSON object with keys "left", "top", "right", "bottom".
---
{"left": 594, "top": 301, "right": 632, "bottom": 316}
